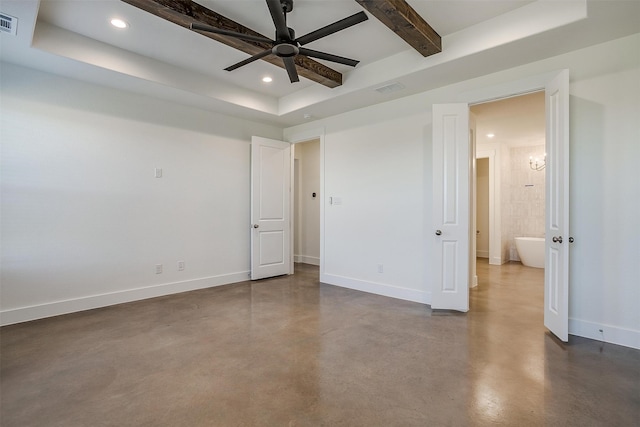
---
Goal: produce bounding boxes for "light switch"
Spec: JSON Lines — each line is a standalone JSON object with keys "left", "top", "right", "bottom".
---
{"left": 154, "top": 168, "right": 163, "bottom": 178}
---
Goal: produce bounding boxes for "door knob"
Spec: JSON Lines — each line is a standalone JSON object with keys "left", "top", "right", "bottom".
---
{"left": 552, "top": 236, "right": 563, "bottom": 243}
{"left": 569, "top": 237, "right": 574, "bottom": 243}
{"left": 435, "top": 230, "right": 442, "bottom": 236}
{"left": 253, "top": 224, "right": 259, "bottom": 229}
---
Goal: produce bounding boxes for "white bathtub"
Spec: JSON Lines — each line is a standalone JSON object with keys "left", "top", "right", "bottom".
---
{"left": 514, "top": 237, "right": 545, "bottom": 268}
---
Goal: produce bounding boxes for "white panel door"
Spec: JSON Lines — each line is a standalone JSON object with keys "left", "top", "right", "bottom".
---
{"left": 251, "top": 136, "right": 291, "bottom": 280}
{"left": 432, "top": 104, "right": 471, "bottom": 311}
{"left": 544, "top": 70, "right": 570, "bottom": 341}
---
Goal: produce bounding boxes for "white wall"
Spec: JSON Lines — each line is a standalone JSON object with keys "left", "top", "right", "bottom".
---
{"left": 293, "top": 140, "right": 320, "bottom": 266}
{"left": 569, "top": 64, "right": 640, "bottom": 348}
{"left": 322, "top": 111, "right": 429, "bottom": 303}
{"left": 285, "top": 34, "right": 640, "bottom": 349}
{"left": 0, "top": 63, "right": 282, "bottom": 325}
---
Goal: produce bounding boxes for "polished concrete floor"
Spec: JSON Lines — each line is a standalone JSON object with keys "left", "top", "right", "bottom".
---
{"left": 1, "top": 261, "right": 639, "bottom": 426}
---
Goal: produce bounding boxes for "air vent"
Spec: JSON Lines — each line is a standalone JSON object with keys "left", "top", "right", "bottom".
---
{"left": 374, "top": 82, "right": 405, "bottom": 94}
{"left": 0, "top": 13, "right": 18, "bottom": 36}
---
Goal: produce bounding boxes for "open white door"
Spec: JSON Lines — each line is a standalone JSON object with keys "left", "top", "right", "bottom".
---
{"left": 251, "top": 136, "right": 291, "bottom": 280}
{"left": 544, "top": 70, "right": 570, "bottom": 341}
{"left": 432, "top": 104, "right": 471, "bottom": 311}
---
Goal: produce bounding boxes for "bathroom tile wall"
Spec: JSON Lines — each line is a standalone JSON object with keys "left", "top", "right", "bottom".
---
{"left": 505, "top": 144, "right": 546, "bottom": 260}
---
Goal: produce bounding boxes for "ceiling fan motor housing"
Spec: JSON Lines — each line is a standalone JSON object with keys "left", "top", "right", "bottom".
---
{"left": 272, "top": 43, "right": 299, "bottom": 57}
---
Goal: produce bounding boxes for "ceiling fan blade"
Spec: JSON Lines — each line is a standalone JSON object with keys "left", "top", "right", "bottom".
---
{"left": 266, "top": 0, "right": 290, "bottom": 40}
{"left": 190, "top": 23, "right": 273, "bottom": 44}
{"left": 224, "top": 49, "right": 273, "bottom": 72}
{"left": 298, "top": 47, "right": 359, "bottom": 67}
{"left": 295, "top": 11, "right": 368, "bottom": 46}
{"left": 282, "top": 57, "right": 299, "bottom": 83}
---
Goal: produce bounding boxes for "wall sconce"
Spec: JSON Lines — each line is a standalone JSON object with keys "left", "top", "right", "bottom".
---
{"left": 529, "top": 154, "right": 546, "bottom": 171}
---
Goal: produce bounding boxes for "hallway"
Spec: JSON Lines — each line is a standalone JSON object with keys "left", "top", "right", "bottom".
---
{"left": 1, "top": 263, "right": 638, "bottom": 426}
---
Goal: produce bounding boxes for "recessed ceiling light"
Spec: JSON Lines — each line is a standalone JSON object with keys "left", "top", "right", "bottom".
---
{"left": 487, "top": 133, "right": 495, "bottom": 138}
{"left": 262, "top": 76, "right": 273, "bottom": 83}
{"left": 110, "top": 18, "right": 128, "bottom": 29}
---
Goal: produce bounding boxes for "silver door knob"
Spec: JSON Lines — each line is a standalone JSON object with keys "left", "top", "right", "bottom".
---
{"left": 435, "top": 230, "right": 442, "bottom": 236}
{"left": 552, "top": 236, "right": 563, "bottom": 243}
{"left": 253, "top": 224, "right": 259, "bottom": 229}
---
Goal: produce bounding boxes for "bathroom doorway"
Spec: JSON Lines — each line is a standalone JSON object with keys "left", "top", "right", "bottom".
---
{"left": 471, "top": 92, "right": 546, "bottom": 285}
{"left": 293, "top": 138, "right": 321, "bottom": 268}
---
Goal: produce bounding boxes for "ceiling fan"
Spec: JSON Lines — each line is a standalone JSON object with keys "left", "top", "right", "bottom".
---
{"left": 190, "top": 0, "right": 368, "bottom": 83}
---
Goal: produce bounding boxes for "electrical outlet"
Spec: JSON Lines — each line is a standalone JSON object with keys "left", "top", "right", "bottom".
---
{"left": 377, "top": 264, "right": 384, "bottom": 273}
{"left": 177, "top": 260, "right": 185, "bottom": 271}
{"left": 155, "top": 264, "right": 163, "bottom": 274}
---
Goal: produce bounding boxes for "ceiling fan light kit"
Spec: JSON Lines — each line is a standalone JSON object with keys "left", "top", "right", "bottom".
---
{"left": 190, "top": 0, "right": 368, "bottom": 84}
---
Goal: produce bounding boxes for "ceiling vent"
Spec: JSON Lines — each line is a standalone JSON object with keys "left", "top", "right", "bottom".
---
{"left": 0, "top": 13, "right": 18, "bottom": 36}
{"left": 374, "top": 82, "right": 405, "bottom": 94}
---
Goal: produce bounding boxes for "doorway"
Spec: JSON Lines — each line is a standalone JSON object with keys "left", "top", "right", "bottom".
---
{"left": 293, "top": 139, "right": 321, "bottom": 267}
{"left": 431, "top": 70, "right": 570, "bottom": 341}
{"left": 471, "top": 91, "right": 546, "bottom": 277}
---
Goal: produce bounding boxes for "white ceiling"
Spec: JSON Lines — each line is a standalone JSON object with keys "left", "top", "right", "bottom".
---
{"left": 1, "top": 1, "right": 639, "bottom": 127}
{"left": 473, "top": 91, "right": 545, "bottom": 147}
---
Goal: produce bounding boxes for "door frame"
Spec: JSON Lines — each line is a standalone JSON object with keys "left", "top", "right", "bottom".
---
{"left": 283, "top": 127, "right": 326, "bottom": 278}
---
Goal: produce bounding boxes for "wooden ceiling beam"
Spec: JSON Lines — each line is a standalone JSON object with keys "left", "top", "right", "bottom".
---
{"left": 355, "top": 0, "right": 441, "bottom": 57}
{"left": 121, "top": 0, "right": 342, "bottom": 87}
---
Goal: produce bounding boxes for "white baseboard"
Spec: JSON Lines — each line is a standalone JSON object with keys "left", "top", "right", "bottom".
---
{"left": 9, "top": 273, "right": 636, "bottom": 351}
{"left": 320, "top": 273, "right": 431, "bottom": 305}
{"left": 569, "top": 318, "right": 640, "bottom": 350}
{"left": 476, "top": 250, "right": 489, "bottom": 258}
{"left": 294, "top": 255, "right": 320, "bottom": 266}
{"left": 0, "top": 271, "right": 250, "bottom": 326}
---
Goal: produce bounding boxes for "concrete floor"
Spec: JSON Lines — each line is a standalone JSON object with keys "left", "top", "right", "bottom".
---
{"left": 1, "top": 261, "right": 639, "bottom": 426}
